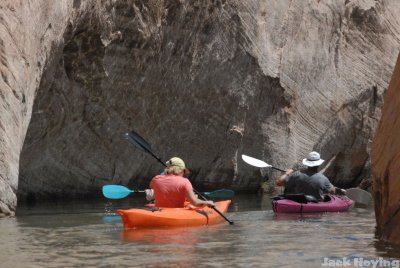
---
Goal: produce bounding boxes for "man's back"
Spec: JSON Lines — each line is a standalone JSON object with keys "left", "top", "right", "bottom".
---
{"left": 284, "top": 169, "right": 333, "bottom": 200}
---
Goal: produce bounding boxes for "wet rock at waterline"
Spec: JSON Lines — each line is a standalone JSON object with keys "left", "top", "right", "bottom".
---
{"left": 372, "top": 54, "right": 400, "bottom": 245}
{"left": 0, "top": 1, "right": 400, "bottom": 217}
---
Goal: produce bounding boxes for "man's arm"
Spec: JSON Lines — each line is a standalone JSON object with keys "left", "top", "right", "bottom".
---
{"left": 276, "top": 169, "right": 294, "bottom": 186}
{"left": 333, "top": 186, "right": 346, "bottom": 195}
{"left": 323, "top": 179, "right": 346, "bottom": 195}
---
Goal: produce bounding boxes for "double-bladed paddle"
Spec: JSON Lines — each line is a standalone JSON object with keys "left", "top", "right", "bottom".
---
{"left": 202, "top": 189, "right": 235, "bottom": 199}
{"left": 123, "top": 130, "right": 234, "bottom": 225}
{"left": 102, "top": 184, "right": 235, "bottom": 200}
{"left": 241, "top": 154, "right": 286, "bottom": 172}
{"left": 344, "top": 188, "right": 372, "bottom": 206}
{"left": 102, "top": 185, "right": 144, "bottom": 199}
{"left": 241, "top": 154, "right": 373, "bottom": 206}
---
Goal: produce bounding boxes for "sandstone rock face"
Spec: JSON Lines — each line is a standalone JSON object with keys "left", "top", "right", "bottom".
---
{"left": 0, "top": 0, "right": 82, "bottom": 214}
{"left": 372, "top": 53, "right": 400, "bottom": 245}
{"left": 0, "top": 1, "right": 400, "bottom": 213}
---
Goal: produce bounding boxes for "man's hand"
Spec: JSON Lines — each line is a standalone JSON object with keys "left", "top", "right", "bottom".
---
{"left": 277, "top": 169, "right": 294, "bottom": 186}
{"left": 336, "top": 188, "right": 346, "bottom": 195}
{"left": 204, "top": 200, "right": 215, "bottom": 207}
{"left": 144, "top": 189, "right": 154, "bottom": 201}
{"left": 285, "top": 169, "right": 294, "bottom": 176}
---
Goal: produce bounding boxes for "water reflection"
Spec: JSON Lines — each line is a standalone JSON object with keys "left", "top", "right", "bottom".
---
{"left": 1, "top": 193, "right": 397, "bottom": 267}
{"left": 374, "top": 240, "right": 400, "bottom": 259}
{"left": 121, "top": 225, "right": 222, "bottom": 245}
{"left": 102, "top": 215, "right": 121, "bottom": 224}
{"left": 273, "top": 212, "right": 324, "bottom": 221}
{"left": 122, "top": 227, "right": 198, "bottom": 244}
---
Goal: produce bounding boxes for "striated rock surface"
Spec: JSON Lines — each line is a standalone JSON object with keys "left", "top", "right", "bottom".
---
{"left": 0, "top": 0, "right": 399, "bottom": 213}
{"left": 0, "top": 0, "right": 82, "bottom": 214}
{"left": 372, "top": 53, "right": 400, "bottom": 245}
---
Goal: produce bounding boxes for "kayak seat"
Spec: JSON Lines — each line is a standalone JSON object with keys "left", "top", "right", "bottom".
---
{"left": 272, "top": 194, "right": 319, "bottom": 203}
{"left": 323, "top": 195, "right": 332, "bottom": 202}
{"left": 144, "top": 207, "right": 162, "bottom": 212}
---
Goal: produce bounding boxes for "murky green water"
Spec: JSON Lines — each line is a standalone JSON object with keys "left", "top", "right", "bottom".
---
{"left": 1, "top": 194, "right": 399, "bottom": 268}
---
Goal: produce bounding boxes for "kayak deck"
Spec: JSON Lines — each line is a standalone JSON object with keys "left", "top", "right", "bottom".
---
{"left": 272, "top": 195, "right": 354, "bottom": 213}
{"left": 118, "top": 200, "right": 231, "bottom": 229}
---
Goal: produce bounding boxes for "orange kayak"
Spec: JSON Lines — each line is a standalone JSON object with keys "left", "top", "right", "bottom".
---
{"left": 117, "top": 200, "right": 231, "bottom": 229}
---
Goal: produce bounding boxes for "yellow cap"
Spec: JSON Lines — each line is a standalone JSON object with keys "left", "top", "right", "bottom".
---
{"left": 166, "top": 157, "right": 186, "bottom": 168}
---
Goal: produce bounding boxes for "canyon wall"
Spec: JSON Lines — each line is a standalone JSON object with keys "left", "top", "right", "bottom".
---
{"left": 372, "top": 53, "right": 400, "bottom": 245}
{"left": 0, "top": 0, "right": 84, "bottom": 214}
{"left": 0, "top": 0, "right": 400, "bottom": 215}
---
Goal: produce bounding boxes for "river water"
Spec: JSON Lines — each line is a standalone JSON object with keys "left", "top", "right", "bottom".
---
{"left": 1, "top": 194, "right": 399, "bottom": 268}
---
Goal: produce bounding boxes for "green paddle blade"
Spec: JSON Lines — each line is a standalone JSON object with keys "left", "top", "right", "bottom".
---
{"left": 203, "top": 189, "right": 234, "bottom": 198}
{"left": 102, "top": 185, "right": 134, "bottom": 199}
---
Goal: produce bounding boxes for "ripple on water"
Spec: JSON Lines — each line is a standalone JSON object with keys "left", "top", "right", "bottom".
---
{"left": 0, "top": 195, "right": 397, "bottom": 267}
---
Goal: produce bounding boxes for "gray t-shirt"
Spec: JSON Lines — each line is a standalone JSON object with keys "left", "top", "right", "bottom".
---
{"left": 283, "top": 170, "right": 333, "bottom": 200}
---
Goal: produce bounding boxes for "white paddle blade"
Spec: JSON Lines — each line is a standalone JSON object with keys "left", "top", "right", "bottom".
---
{"left": 345, "top": 188, "right": 373, "bottom": 206}
{"left": 241, "top": 154, "right": 272, "bottom": 168}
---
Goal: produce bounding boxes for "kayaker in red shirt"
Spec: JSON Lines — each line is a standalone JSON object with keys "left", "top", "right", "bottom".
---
{"left": 149, "top": 157, "right": 215, "bottom": 208}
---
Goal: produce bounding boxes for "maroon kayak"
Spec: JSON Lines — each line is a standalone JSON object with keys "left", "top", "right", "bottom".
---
{"left": 272, "top": 195, "right": 354, "bottom": 213}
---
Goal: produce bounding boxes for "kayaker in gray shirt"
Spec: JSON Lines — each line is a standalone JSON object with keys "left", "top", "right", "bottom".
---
{"left": 276, "top": 152, "right": 345, "bottom": 201}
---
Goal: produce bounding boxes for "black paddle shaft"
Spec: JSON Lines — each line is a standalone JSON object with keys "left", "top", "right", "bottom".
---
{"left": 125, "top": 130, "right": 234, "bottom": 225}
{"left": 191, "top": 188, "right": 233, "bottom": 224}
{"left": 125, "top": 132, "right": 166, "bottom": 167}
{"left": 272, "top": 166, "right": 286, "bottom": 172}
